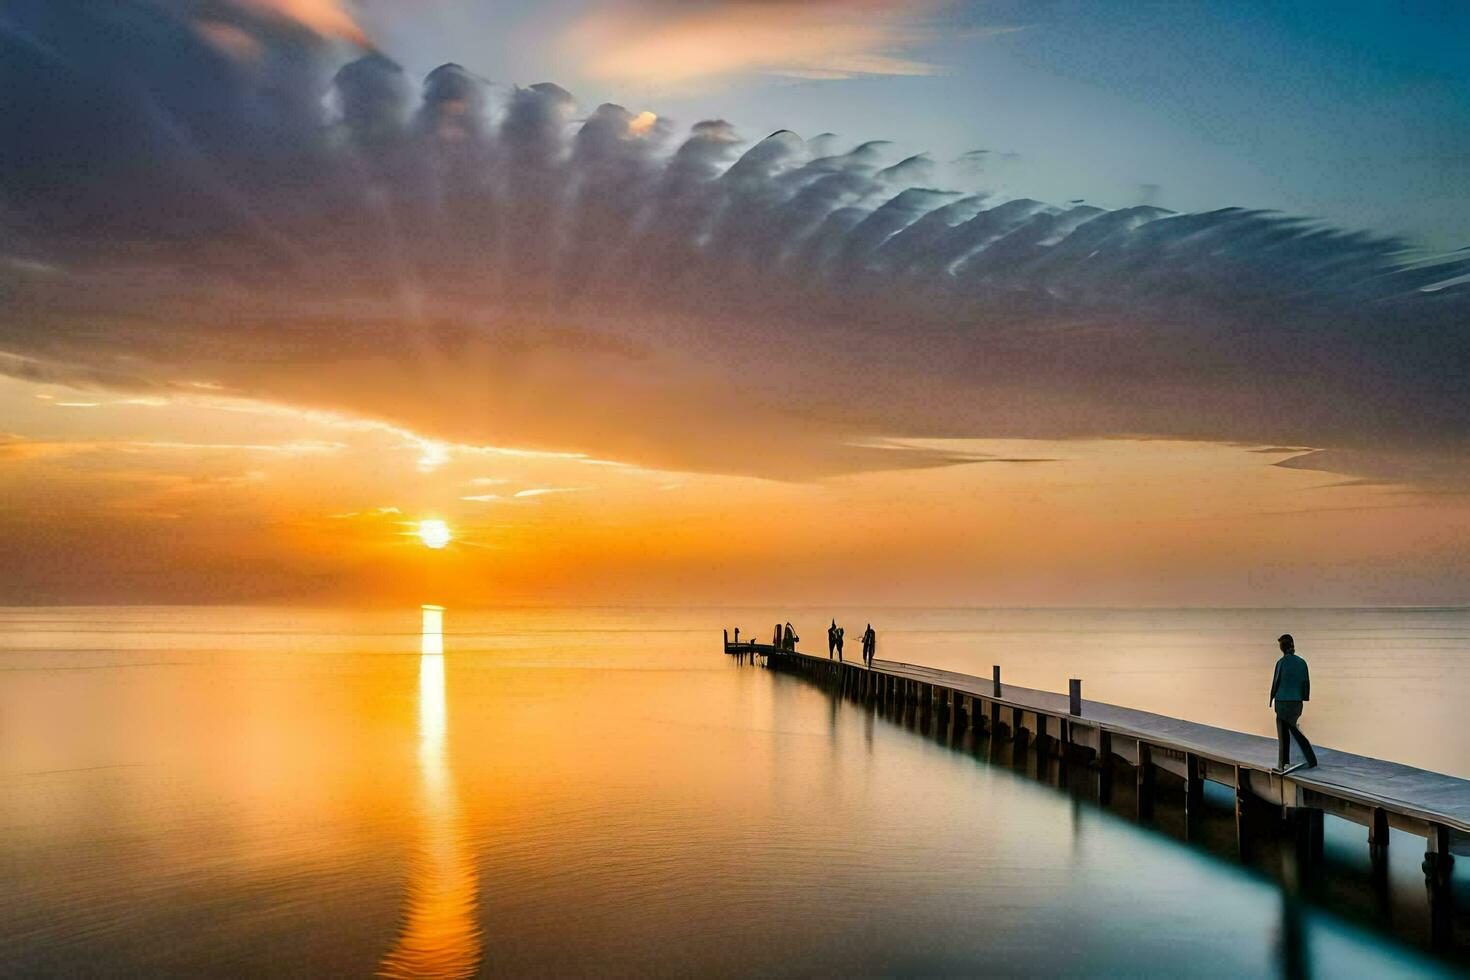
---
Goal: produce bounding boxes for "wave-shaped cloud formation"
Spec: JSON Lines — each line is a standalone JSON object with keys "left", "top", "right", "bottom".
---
{"left": 1, "top": 1, "right": 1467, "bottom": 480}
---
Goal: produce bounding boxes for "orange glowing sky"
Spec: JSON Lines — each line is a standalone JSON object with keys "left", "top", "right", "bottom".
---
{"left": 3, "top": 371, "right": 1466, "bottom": 607}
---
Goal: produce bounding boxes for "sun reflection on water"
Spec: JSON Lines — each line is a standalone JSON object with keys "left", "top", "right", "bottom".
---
{"left": 377, "top": 606, "right": 482, "bottom": 979}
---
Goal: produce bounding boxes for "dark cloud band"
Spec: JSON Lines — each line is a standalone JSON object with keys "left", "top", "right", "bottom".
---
{"left": 1, "top": 1, "right": 1467, "bottom": 481}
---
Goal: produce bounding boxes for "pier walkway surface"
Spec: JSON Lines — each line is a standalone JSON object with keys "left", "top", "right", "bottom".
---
{"left": 875, "top": 655, "right": 1470, "bottom": 834}
{"left": 726, "top": 639, "right": 1470, "bottom": 845}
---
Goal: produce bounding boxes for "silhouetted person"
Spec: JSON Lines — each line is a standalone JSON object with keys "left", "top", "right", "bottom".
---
{"left": 773, "top": 624, "right": 782, "bottom": 648}
{"left": 1270, "top": 633, "right": 1317, "bottom": 772}
{"left": 827, "top": 619, "right": 837, "bottom": 659}
{"left": 863, "top": 624, "right": 875, "bottom": 666}
{"left": 783, "top": 622, "right": 798, "bottom": 651}
{"left": 734, "top": 627, "right": 740, "bottom": 645}
{"left": 835, "top": 627, "right": 844, "bottom": 662}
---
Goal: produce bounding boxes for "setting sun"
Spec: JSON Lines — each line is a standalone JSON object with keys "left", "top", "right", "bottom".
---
{"left": 417, "top": 519, "right": 452, "bottom": 550}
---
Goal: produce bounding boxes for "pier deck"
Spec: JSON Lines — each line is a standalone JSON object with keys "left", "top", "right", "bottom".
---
{"left": 884, "top": 655, "right": 1470, "bottom": 833}
{"left": 727, "top": 640, "right": 1470, "bottom": 842}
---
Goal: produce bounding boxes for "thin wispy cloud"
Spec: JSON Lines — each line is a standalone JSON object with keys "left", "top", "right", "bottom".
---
{"left": 233, "top": 0, "right": 368, "bottom": 44}
{"left": 561, "top": 0, "right": 959, "bottom": 88}
{"left": 0, "top": 434, "right": 347, "bottom": 461}
{"left": 513, "top": 488, "right": 585, "bottom": 498}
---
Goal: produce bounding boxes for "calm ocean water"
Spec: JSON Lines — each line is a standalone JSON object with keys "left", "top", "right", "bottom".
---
{"left": 1, "top": 605, "right": 1466, "bottom": 976}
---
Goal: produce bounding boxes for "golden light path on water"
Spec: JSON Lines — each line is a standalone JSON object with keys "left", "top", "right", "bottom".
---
{"left": 377, "top": 605, "right": 482, "bottom": 978}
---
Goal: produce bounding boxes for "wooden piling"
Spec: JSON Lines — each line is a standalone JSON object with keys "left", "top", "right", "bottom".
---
{"left": 1424, "top": 823, "right": 1455, "bottom": 950}
{"left": 1185, "top": 752, "right": 1204, "bottom": 815}
{"left": 1369, "top": 806, "right": 1390, "bottom": 889}
{"left": 1137, "top": 742, "right": 1155, "bottom": 820}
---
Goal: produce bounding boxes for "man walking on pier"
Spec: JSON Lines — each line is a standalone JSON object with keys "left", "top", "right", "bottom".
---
{"left": 1269, "top": 633, "right": 1318, "bottom": 773}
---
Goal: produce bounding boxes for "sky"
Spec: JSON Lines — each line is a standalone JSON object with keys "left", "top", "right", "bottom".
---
{"left": 0, "top": 0, "right": 1467, "bottom": 606}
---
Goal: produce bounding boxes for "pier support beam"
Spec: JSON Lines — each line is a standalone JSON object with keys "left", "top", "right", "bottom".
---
{"left": 1290, "top": 807, "right": 1325, "bottom": 872}
{"left": 1424, "top": 823, "right": 1456, "bottom": 950}
{"left": 1137, "top": 743, "right": 1155, "bottom": 820}
{"left": 1369, "top": 807, "right": 1390, "bottom": 888}
{"left": 972, "top": 697, "right": 989, "bottom": 735}
{"left": 1096, "top": 731, "right": 1113, "bottom": 804}
{"left": 1185, "top": 753, "right": 1204, "bottom": 814}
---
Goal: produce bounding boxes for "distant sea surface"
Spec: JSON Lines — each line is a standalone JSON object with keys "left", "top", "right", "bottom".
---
{"left": 1, "top": 605, "right": 1465, "bottom": 975}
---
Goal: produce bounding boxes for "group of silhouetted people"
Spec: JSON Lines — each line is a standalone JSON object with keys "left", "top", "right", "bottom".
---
{"left": 824, "top": 620, "right": 876, "bottom": 666}
{"left": 728, "top": 620, "right": 877, "bottom": 665}
{"left": 827, "top": 620, "right": 845, "bottom": 660}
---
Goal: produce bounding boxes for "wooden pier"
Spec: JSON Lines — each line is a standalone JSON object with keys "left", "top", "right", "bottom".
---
{"left": 724, "top": 633, "right": 1467, "bottom": 949}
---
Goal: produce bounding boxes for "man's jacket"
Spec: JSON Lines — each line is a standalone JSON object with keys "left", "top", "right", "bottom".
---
{"left": 1270, "top": 654, "right": 1311, "bottom": 703}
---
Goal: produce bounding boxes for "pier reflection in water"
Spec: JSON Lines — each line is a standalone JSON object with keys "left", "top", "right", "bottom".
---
{"left": 378, "top": 605, "right": 482, "bottom": 978}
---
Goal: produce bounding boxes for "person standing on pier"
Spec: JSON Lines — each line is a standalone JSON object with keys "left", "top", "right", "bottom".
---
{"left": 828, "top": 620, "right": 837, "bottom": 659}
{"left": 862, "top": 624, "right": 876, "bottom": 666}
{"left": 1269, "top": 633, "right": 1318, "bottom": 772}
{"left": 784, "top": 622, "right": 798, "bottom": 651}
{"left": 835, "top": 626, "right": 844, "bottom": 662}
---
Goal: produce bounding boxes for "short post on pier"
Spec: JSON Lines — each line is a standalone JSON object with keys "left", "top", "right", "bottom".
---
{"left": 1069, "top": 679, "right": 1082, "bottom": 716}
{"left": 992, "top": 665, "right": 1001, "bottom": 697}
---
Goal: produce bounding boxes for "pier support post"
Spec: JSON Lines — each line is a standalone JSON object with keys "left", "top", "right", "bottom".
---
{"left": 1183, "top": 753, "right": 1202, "bottom": 841}
{"left": 992, "top": 665, "right": 1001, "bottom": 697}
{"left": 1069, "top": 679, "right": 1082, "bottom": 716}
{"left": 1185, "top": 753, "right": 1204, "bottom": 815}
{"left": 1424, "top": 823, "right": 1455, "bottom": 950}
{"left": 1096, "top": 731, "right": 1113, "bottom": 804}
{"left": 1233, "top": 765, "right": 1249, "bottom": 858}
{"left": 1369, "top": 807, "right": 1390, "bottom": 887}
{"left": 1289, "top": 807, "right": 1324, "bottom": 872}
{"left": 1136, "top": 743, "right": 1155, "bottom": 820}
